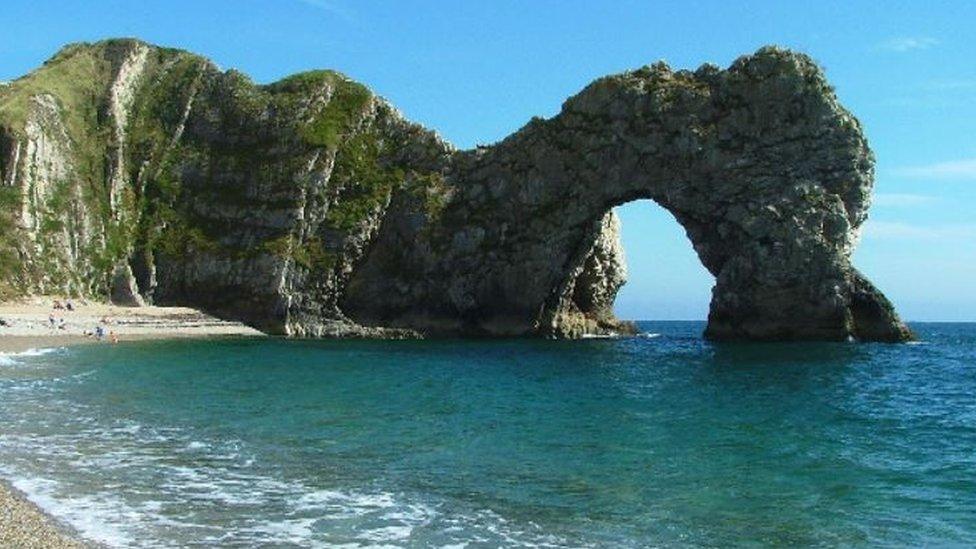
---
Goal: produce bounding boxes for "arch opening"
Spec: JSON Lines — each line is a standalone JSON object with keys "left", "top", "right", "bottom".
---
{"left": 613, "top": 199, "right": 714, "bottom": 324}
{"left": 540, "top": 196, "right": 717, "bottom": 339}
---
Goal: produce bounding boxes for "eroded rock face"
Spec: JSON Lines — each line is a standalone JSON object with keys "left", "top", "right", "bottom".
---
{"left": 110, "top": 263, "right": 145, "bottom": 307}
{"left": 0, "top": 39, "right": 912, "bottom": 341}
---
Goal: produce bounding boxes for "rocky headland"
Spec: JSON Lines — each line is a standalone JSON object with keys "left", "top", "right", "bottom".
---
{"left": 0, "top": 39, "right": 912, "bottom": 341}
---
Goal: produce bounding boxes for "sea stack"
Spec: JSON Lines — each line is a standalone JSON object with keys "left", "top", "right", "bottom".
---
{"left": 0, "top": 39, "right": 912, "bottom": 341}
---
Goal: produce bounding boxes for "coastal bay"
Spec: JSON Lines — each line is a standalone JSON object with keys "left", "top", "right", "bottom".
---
{"left": 2, "top": 322, "right": 974, "bottom": 546}
{"left": 1, "top": 1, "right": 973, "bottom": 545}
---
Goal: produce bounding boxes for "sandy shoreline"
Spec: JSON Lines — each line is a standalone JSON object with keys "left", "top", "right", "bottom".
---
{"left": 0, "top": 297, "right": 265, "bottom": 546}
{"left": 0, "top": 297, "right": 264, "bottom": 353}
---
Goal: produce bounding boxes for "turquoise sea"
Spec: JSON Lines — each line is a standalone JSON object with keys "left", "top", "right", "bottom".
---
{"left": 1, "top": 321, "right": 974, "bottom": 547}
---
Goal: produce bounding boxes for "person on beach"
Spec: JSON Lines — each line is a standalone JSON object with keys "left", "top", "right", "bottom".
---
{"left": 48, "top": 313, "right": 56, "bottom": 328}
{"left": 66, "top": 299, "right": 74, "bottom": 312}
{"left": 95, "top": 325, "right": 105, "bottom": 341}
{"left": 0, "top": 318, "right": 9, "bottom": 327}
{"left": 110, "top": 331, "right": 118, "bottom": 344}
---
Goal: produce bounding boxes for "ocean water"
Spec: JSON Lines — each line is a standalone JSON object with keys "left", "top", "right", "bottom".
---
{"left": 1, "top": 321, "right": 974, "bottom": 547}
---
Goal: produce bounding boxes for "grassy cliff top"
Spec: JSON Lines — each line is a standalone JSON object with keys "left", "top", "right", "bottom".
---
{"left": 0, "top": 38, "right": 371, "bottom": 140}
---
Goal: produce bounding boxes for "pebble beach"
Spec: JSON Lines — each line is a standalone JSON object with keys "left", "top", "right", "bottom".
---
{"left": 0, "top": 478, "right": 89, "bottom": 548}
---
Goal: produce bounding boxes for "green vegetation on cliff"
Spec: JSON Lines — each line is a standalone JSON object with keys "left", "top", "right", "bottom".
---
{"left": 0, "top": 42, "right": 109, "bottom": 143}
{"left": 0, "top": 39, "right": 165, "bottom": 295}
{"left": 325, "top": 130, "right": 403, "bottom": 232}
{"left": 278, "top": 71, "right": 372, "bottom": 149}
{"left": 0, "top": 186, "right": 20, "bottom": 298}
{"left": 0, "top": 38, "right": 451, "bottom": 331}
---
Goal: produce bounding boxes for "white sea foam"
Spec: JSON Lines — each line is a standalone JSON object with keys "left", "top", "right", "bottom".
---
{"left": 18, "top": 347, "right": 62, "bottom": 357}
{"left": 0, "top": 392, "right": 579, "bottom": 548}
{"left": 10, "top": 476, "right": 137, "bottom": 547}
{"left": 0, "top": 347, "right": 65, "bottom": 367}
{"left": 1, "top": 347, "right": 63, "bottom": 359}
{"left": 3, "top": 449, "right": 577, "bottom": 548}
{"left": 239, "top": 517, "right": 319, "bottom": 544}
{"left": 638, "top": 332, "right": 662, "bottom": 338}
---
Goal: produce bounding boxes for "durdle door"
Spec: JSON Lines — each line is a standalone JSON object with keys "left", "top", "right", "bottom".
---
{"left": 0, "top": 39, "right": 912, "bottom": 341}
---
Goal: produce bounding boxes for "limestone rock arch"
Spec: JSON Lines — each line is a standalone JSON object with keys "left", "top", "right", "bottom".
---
{"left": 0, "top": 40, "right": 911, "bottom": 341}
{"left": 344, "top": 47, "right": 912, "bottom": 341}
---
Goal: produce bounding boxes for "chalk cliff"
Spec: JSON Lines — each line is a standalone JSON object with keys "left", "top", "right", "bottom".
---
{"left": 0, "top": 39, "right": 912, "bottom": 341}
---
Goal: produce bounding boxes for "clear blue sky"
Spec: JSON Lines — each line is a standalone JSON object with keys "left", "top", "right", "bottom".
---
{"left": 2, "top": 1, "right": 973, "bottom": 321}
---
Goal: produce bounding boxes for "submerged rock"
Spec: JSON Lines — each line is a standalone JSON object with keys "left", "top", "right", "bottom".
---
{"left": 0, "top": 39, "right": 912, "bottom": 341}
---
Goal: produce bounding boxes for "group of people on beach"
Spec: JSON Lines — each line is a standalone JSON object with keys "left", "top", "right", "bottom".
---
{"left": 0, "top": 298, "right": 121, "bottom": 344}
{"left": 47, "top": 312, "right": 67, "bottom": 331}
{"left": 85, "top": 315, "right": 120, "bottom": 344}
{"left": 52, "top": 298, "right": 75, "bottom": 311}
{"left": 84, "top": 317, "right": 119, "bottom": 344}
{"left": 48, "top": 298, "right": 119, "bottom": 344}
{"left": 84, "top": 324, "right": 118, "bottom": 344}
{"left": 47, "top": 298, "right": 73, "bottom": 331}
